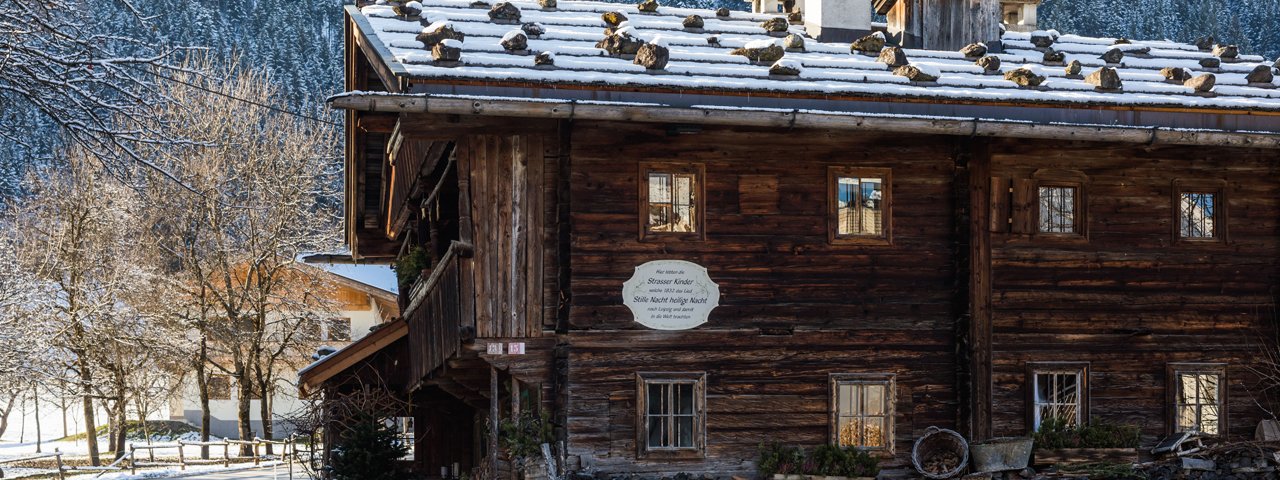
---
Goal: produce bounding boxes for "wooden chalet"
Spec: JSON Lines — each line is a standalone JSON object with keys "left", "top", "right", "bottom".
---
{"left": 315, "top": 0, "right": 1280, "bottom": 475}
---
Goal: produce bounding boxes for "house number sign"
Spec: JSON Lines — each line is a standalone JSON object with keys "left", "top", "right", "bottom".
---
{"left": 623, "top": 260, "right": 720, "bottom": 330}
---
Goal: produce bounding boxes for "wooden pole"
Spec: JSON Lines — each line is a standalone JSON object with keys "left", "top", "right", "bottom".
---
{"left": 489, "top": 366, "right": 499, "bottom": 477}
{"left": 179, "top": 443, "right": 186, "bottom": 471}
{"left": 224, "top": 441, "right": 230, "bottom": 467}
{"left": 129, "top": 445, "right": 136, "bottom": 475}
{"left": 254, "top": 441, "right": 260, "bottom": 466}
{"left": 55, "top": 449, "right": 64, "bottom": 480}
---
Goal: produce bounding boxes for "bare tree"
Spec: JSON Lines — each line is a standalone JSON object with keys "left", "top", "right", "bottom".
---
{"left": 0, "top": 0, "right": 189, "bottom": 178}
{"left": 139, "top": 57, "right": 341, "bottom": 454}
{"left": 7, "top": 151, "right": 157, "bottom": 464}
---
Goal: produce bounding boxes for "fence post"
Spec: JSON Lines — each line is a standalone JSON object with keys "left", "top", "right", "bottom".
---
{"left": 178, "top": 442, "right": 187, "bottom": 471}
{"left": 288, "top": 434, "right": 294, "bottom": 479}
{"left": 130, "top": 444, "right": 137, "bottom": 475}
{"left": 224, "top": 441, "right": 230, "bottom": 467}
{"left": 55, "top": 449, "right": 65, "bottom": 480}
{"left": 253, "top": 441, "right": 260, "bottom": 466}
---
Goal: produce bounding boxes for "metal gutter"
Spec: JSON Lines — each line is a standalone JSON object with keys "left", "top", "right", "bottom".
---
{"left": 330, "top": 91, "right": 1280, "bottom": 149}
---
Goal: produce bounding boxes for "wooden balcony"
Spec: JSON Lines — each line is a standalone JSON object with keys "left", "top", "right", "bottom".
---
{"left": 404, "top": 240, "right": 473, "bottom": 387}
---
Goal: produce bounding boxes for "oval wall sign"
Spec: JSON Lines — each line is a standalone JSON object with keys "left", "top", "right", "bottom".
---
{"left": 622, "top": 260, "right": 720, "bottom": 330}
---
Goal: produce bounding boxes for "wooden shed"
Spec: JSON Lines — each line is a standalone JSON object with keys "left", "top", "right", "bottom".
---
{"left": 324, "top": 0, "right": 1280, "bottom": 476}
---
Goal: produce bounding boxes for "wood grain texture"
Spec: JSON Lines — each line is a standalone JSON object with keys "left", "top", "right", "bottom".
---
{"left": 563, "top": 122, "right": 961, "bottom": 473}
{"left": 985, "top": 139, "right": 1280, "bottom": 443}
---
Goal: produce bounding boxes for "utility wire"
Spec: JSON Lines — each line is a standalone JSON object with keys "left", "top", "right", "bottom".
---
{"left": 125, "top": 63, "right": 343, "bottom": 127}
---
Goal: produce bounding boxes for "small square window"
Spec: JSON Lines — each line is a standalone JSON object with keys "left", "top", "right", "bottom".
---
{"left": 1033, "top": 370, "right": 1083, "bottom": 430}
{"left": 829, "top": 167, "right": 891, "bottom": 244}
{"left": 637, "top": 372, "right": 705, "bottom": 458}
{"left": 1169, "top": 364, "right": 1226, "bottom": 436}
{"left": 640, "top": 164, "right": 704, "bottom": 241}
{"left": 208, "top": 375, "right": 232, "bottom": 400}
{"left": 830, "top": 374, "right": 895, "bottom": 451}
{"left": 1178, "top": 192, "right": 1218, "bottom": 239}
{"left": 325, "top": 317, "right": 352, "bottom": 341}
{"left": 1026, "top": 363, "right": 1089, "bottom": 434}
{"left": 1038, "top": 186, "right": 1078, "bottom": 234}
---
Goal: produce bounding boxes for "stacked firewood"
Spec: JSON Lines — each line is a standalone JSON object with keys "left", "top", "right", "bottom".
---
{"left": 1141, "top": 442, "right": 1280, "bottom": 480}
{"left": 921, "top": 451, "right": 963, "bottom": 477}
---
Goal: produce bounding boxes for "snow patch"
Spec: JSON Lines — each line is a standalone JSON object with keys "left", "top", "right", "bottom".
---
{"left": 502, "top": 30, "right": 525, "bottom": 42}
{"left": 911, "top": 63, "right": 942, "bottom": 78}
{"left": 773, "top": 58, "right": 803, "bottom": 71}
{"left": 441, "top": 38, "right": 462, "bottom": 48}
{"left": 423, "top": 20, "right": 454, "bottom": 33}
{"left": 744, "top": 38, "right": 781, "bottom": 49}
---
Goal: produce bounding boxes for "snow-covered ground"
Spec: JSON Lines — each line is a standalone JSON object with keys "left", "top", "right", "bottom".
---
{"left": 1, "top": 436, "right": 303, "bottom": 479}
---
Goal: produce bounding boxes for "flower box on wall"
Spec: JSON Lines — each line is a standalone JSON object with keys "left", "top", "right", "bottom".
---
{"left": 773, "top": 474, "right": 876, "bottom": 480}
{"left": 1032, "top": 448, "right": 1140, "bottom": 466}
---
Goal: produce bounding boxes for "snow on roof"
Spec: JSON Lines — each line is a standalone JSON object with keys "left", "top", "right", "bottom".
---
{"left": 353, "top": 0, "right": 1280, "bottom": 113}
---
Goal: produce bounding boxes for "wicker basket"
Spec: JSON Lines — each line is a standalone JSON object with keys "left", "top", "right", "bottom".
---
{"left": 911, "top": 426, "right": 969, "bottom": 479}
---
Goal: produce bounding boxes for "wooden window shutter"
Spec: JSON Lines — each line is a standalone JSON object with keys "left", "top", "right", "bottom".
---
{"left": 989, "top": 176, "right": 1010, "bottom": 233}
{"left": 1010, "top": 178, "right": 1036, "bottom": 234}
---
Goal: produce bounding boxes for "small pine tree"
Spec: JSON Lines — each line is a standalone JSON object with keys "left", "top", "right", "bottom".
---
{"left": 329, "top": 414, "right": 410, "bottom": 480}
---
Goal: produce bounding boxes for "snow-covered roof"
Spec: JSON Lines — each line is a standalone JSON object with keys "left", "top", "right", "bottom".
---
{"left": 349, "top": 0, "right": 1280, "bottom": 129}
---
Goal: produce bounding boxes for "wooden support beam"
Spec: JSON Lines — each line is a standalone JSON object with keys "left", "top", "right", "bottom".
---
{"left": 357, "top": 113, "right": 398, "bottom": 134}
{"left": 968, "top": 140, "right": 994, "bottom": 441}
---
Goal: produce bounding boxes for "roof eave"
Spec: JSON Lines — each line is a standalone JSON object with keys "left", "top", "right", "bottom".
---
{"left": 329, "top": 91, "right": 1280, "bottom": 150}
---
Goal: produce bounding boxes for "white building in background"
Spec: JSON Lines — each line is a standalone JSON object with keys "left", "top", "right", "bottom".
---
{"left": 168, "top": 265, "right": 399, "bottom": 439}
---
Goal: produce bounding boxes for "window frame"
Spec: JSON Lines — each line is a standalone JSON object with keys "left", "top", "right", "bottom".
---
{"left": 1167, "top": 363, "right": 1227, "bottom": 436}
{"left": 1025, "top": 362, "right": 1089, "bottom": 434}
{"left": 324, "top": 317, "right": 353, "bottom": 342}
{"left": 635, "top": 372, "right": 707, "bottom": 459}
{"left": 638, "top": 163, "right": 706, "bottom": 242}
{"left": 1031, "top": 174, "right": 1087, "bottom": 240}
{"left": 1172, "top": 180, "right": 1227, "bottom": 244}
{"left": 829, "top": 373, "right": 896, "bottom": 454}
{"left": 828, "top": 167, "right": 893, "bottom": 245}
{"left": 207, "top": 374, "right": 233, "bottom": 401}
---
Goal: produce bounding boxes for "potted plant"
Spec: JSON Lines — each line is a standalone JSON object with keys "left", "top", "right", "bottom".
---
{"left": 1031, "top": 418, "right": 1141, "bottom": 466}
{"left": 758, "top": 442, "right": 879, "bottom": 480}
{"left": 498, "top": 412, "right": 555, "bottom": 480}
{"left": 394, "top": 246, "right": 431, "bottom": 290}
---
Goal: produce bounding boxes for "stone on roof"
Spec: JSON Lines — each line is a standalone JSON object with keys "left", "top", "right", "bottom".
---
{"left": 352, "top": 0, "right": 1280, "bottom": 115}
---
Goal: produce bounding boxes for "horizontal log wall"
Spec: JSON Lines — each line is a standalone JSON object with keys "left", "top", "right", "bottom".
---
{"left": 986, "top": 140, "right": 1280, "bottom": 441}
{"left": 564, "top": 122, "right": 962, "bottom": 473}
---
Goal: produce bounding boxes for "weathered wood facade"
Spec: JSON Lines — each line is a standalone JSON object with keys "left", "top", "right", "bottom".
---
{"left": 319, "top": 0, "right": 1280, "bottom": 476}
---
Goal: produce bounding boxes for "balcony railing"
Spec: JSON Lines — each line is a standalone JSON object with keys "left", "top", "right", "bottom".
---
{"left": 405, "top": 240, "right": 473, "bottom": 386}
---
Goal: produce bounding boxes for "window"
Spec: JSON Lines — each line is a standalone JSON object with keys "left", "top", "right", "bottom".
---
{"left": 1169, "top": 364, "right": 1226, "bottom": 435}
{"left": 391, "top": 417, "right": 415, "bottom": 459}
{"left": 1173, "top": 180, "right": 1225, "bottom": 243}
{"left": 1029, "top": 366, "right": 1090, "bottom": 430}
{"left": 1178, "top": 192, "right": 1215, "bottom": 238}
{"left": 636, "top": 372, "right": 705, "bottom": 458}
{"left": 640, "top": 164, "right": 704, "bottom": 240}
{"left": 829, "top": 167, "right": 891, "bottom": 244}
{"left": 830, "top": 374, "right": 894, "bottom": 451}
{"left": 1038, "top": 186, "right": 1077, "bottom": 234}
{"left": 324, "top": 317, "right": 352, "bottom": 341}
{"left": 207, "top": 375, "right": 232, "bottom": 400}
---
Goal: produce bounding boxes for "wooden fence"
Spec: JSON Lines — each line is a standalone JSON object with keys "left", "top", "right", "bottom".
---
{"left": 0, "top": 435, "right": 310, "bottom": 478}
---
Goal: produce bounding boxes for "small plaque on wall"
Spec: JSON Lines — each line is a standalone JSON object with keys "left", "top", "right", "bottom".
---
{"left": 622, "top": 260, "right": 720, "bottom": 330}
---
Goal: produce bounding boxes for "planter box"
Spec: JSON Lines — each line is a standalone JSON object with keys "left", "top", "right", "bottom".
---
{"left": 772, "top": 474, "right": 876, "bottom": 480}
{"left": 1033, "top": 448, "right": 1140, "bottom": 466}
